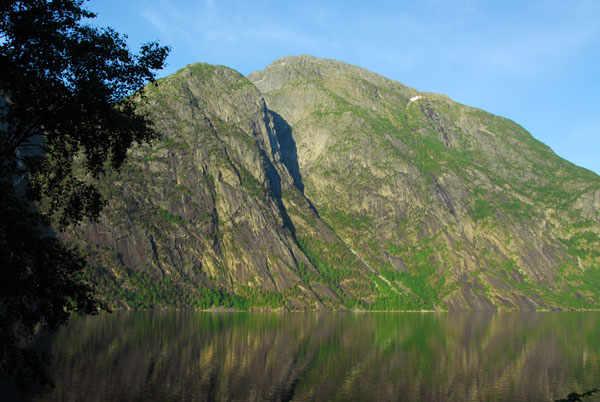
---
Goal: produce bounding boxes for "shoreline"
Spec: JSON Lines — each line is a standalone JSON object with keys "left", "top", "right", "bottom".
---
{"left": 89, "top": 307, "right": 600, "bottom": 314}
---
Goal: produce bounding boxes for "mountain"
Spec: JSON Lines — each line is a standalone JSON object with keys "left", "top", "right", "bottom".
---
{"left": 65, "top": 56, "right": 600, "bottom": 311}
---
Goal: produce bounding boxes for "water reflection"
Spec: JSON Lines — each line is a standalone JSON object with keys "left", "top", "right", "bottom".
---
{"left": 31, "top": 312, "right": 600, "bottom": 401}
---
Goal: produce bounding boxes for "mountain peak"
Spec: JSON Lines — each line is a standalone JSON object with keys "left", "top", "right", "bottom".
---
{"left": 68, "top": 57, "right": 600, "bottom": 311}
{"left": 249, "top": 55, "right": 416, "bottom": 99}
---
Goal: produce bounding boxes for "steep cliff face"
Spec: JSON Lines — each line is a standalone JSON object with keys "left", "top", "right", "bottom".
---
{"left": 67, "top": 56, "right": 600, "bottom": 311}
{"left": 249, "top": 55, "right": 600, "bottom": 311}
{"left": 67, "top": 63, "right": 364, "bottom": 310}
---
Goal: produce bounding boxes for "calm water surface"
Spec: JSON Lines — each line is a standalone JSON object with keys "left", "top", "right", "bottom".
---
{"left": 27, "top": 312, "right": 600, "bottom": 401}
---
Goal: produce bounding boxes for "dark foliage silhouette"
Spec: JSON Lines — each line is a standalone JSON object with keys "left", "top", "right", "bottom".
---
{"left": 0, "top": 0, "right": 169, "bottom": 393}
{"left": 555, "top": 388, "right": 599, "bottom": 402}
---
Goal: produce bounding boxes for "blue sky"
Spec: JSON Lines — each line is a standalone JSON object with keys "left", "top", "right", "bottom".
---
{"left": 87, "top": 0, "right": 600, "bottom": 175}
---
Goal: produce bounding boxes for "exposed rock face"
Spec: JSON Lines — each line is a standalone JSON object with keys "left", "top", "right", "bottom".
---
{"left": 251, "top": 56, "right": 600, "bottom": 311}
{"left": 67, "top": 56, "right": 600, "bottom": 311}
{"left": 67, "top": 63, "right": 371, "bottom": 310}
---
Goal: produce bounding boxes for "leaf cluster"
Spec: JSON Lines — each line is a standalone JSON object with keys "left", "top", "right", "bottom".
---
{"left": 0, "top": 179, "right": 100, "bottom": 393}
{"left": 1, "top": 0, "right": 170, "bottom": 226}
{"left": 0, "top": 0, "right": 169, "bottom": 394}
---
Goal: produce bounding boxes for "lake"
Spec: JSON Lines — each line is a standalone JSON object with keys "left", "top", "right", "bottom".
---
{"left": 19, "top": 312, "right": 600, "bottom": 401}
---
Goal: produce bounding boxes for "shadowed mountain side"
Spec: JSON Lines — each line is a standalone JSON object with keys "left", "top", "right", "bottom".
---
{"left": 270, "top": 110, "right": 304, "bottom": 194}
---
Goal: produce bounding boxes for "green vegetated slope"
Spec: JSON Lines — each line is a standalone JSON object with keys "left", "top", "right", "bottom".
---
{"left": 249, "top": 55, "right": 600, "bottom": 311}
{"left": 68, "top": 56, "right": 600, "bottom": 311}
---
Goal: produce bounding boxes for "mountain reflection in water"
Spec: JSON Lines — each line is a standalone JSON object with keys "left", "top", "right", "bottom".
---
{"left": 30, "top": 312, "right": 600, "bottom": 401}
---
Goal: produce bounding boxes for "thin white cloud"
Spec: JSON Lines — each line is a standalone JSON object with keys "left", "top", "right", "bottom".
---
{"left": 481, "top": 26, "right": 597, "bottom": 77}
{"left": 241, "top": 25, "right": 326, "bottom": 48}
{"left": 141, "top": 0, "right": 336, "bottom": 55}
{"left": 140, "top": 8, "right": 170, "bottom": 36}
{"left": 140, "top": 0, "right": 195, "bottom": 44}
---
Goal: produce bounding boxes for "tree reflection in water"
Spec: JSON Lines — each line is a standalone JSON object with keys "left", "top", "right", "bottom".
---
{"left": 25, "top": 312, "right": 600, "bottom": 401}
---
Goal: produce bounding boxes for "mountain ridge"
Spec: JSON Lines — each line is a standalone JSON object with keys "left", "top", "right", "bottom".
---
{"left": 64, "top": 56, "right": 600, "bottom": 311}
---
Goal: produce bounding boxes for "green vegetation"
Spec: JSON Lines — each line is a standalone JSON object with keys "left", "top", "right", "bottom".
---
{"left": 297, "top": 261, "right": 313, "bottom": 284}
{"left": 160, "top": 137, "right": 190, "bottom": 150}
{"left": 296, "top": 237, "right": 353, "bottom": 286}
{"left": 157, "top": 208, "right": 184, "bottom": 224}
{"left": 368, "top": 274, "right": 428, "bottom": 311}
{"left": 186, "top": 63, "right": 216, "bottom": 80}
{"left": 484, "top": 255, "right": 600, "bottom": 310}
{"left": 228, "top": 78, "right": 253, "bottom": 91}
{"left": 467, "top": 191, "right": 537, "bottom": 224}
{"left": 85, "top": 263, "right": 288, "bottom": 311}
{"left": 372, "top": 245, "right": 446, "bottom": 310}
{"left": 62, "top": 54, "right": 600, "bottom": 317}
{"left": 238, "top": 165, "right": 264, "bottom": 198}
{"left": 560, "top": 231, "right": 600, "bottom": 259}
{"left": 321, "top": 209, "right": 372, "bottom": 231}
{"left": 469, "top": 199, "right": 495, "bottom": 221}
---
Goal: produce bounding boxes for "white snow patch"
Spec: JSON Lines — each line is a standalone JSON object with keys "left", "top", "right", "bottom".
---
{"left": 409, "top": 95, "right": 422, "bottom": 102}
